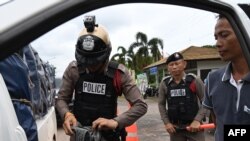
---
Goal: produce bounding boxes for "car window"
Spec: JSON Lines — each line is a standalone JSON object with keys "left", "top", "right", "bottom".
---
{"left": 1, "top": 1, "right": 250, "bottom": 80}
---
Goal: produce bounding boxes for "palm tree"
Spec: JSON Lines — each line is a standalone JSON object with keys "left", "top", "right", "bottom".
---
{"left": 135, "top": 32, "right": 149, "bottom": 57}
{"left": 133, "top": 32, "right": 164, "bottom": 71}
{"left": 148, "top": 38, "right": 164, "bottom": 61}
{"left": 127, "top": 42, "right": 139, "bottom": 71}
{"left": 111, "top": 46, "right": 127, "bottom": 65}
{"left": 111, "top": 31, "right": 164, "bottom": 75}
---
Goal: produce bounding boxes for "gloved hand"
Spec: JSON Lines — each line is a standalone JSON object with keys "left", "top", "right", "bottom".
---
{"left": 63, "top": 112, "right": 77, "bottom": 135}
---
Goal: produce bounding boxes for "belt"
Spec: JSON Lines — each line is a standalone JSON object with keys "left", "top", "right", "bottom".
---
{"left": 171, "top": 120, "right": 192, "bottom": 125}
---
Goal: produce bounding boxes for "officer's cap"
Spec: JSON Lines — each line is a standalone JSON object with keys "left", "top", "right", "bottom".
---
{"left": 166, "top": 52, "right": 184, "bottom": 64}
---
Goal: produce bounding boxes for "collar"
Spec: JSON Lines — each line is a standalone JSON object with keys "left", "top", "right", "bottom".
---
{"left": 244, "top": 73, "right": 250, "bottom": 82}
{"left": 222, "top": 62, "right": 232, "bottom": 82}
{"left": 222, "top": 62, "right": 250, "bottom": 82}
{"left": 168, "top": 73, "right": 186, "bottom": 85}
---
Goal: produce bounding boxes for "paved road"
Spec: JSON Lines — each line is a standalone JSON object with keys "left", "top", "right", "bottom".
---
{"left": 57, "top": 96, "right": 215, "bottom": 141}
{"left": 134, "top": 96, "right": 215, "bottom": 141}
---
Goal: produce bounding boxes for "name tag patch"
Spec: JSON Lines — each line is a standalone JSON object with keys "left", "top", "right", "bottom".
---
{"left": 170, "top": 89, "right": 186, "bottom": 97}
{"left": 82, "top": 81, "right": 106, "bottom": 95}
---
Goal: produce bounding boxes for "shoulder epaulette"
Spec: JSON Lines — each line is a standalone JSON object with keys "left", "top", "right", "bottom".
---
{"left": 163, "top": 75, "right": 171, "bottom": 85}
{"left": 107, "top": 61, "right": 119, "bottom": 78}
{"left": 117, "top": 64, "right": 126, "bottom": 73}
{"left": 71, "top": 60, "right": 78, "bottom": 67}
{"left": 162, "top": 75, "right": 171, "bottom": 81}
{"left": 108, "top": 61, "right": 119, "bottom": 69}
{"left": 186, "top": 73, "right": 196, "bottom": 83}
{"left": 186, "top": 73, "right": 197, "bottom": 78}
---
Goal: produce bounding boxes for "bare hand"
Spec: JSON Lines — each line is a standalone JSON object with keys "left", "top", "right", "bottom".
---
{"left": 188, "top": 120, "right": 201, "bottom": 132}
{"left": 165, "top": 123, "right": 176, "bottom": 134}
{"left": 92, "top": 118, "right": 118, "bottom": 130}
{"left": 62, "top": 113, "right": 77, "bottom": 135}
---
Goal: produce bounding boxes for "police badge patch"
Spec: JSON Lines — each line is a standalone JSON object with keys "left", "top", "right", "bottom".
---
{"left": 82, "top": 35, "right": 95, "bottom": 51}
{"left": 174, "top": 53, "right": 180, "bottom": 58}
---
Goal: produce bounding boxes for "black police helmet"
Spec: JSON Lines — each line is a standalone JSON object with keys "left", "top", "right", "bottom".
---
{"left": 75, "top": 25, "right": 111, "bottom": 67}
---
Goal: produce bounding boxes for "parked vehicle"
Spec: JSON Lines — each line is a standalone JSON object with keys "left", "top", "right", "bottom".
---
{"left": 0, "top": 74, "right": 27, "bottom": 141}
{"left": 0, "top": 44, "right": 57, "bottom": 141}
{"left": 0, "top": 0, "right": 250, "bottom": 141}
{"left": 145, "top": 86, "right": 159, "bottom": 97}
{"left": 0, "top": 74, "right": 57, "bottom": 141}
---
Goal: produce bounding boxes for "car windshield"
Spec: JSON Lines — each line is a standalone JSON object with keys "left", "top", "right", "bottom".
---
{"left": 24, "top": 1, "right": 249, "bottom": 79}
{"left": 0, "top": 0, "right": 63, "bottom": 33}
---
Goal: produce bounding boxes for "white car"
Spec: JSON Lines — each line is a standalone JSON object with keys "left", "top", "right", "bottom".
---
{"left": 0, "top": 0, "right": 250, "bottom": 141}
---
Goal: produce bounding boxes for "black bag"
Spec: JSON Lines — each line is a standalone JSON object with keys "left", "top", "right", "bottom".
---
{"left": 72, "top": 126, "right": 105, "bottom": 141}
{"left": 72, "top": 124, "right": 126, "bottom": 141}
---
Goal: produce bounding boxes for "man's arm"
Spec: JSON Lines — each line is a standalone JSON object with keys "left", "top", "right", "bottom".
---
{"left": 158, "top": 80, "right": 170, "bottom": 124}
{"left": 56, "top": 61, "right": 78, "bottom": 119}
{"left": 113, "top": 64, "right": 147, "bottom": 129}
{"left": 188, "top": 77, "right": 208, "bottom": 132}
{"left": 193, "top": 77, "right": 207, "bottom": 122}
{"left": 158, "top": 79, "right": 177, "bottom": 134}
{"left": 55, "top": 61, "right": 79, "bottom": 135}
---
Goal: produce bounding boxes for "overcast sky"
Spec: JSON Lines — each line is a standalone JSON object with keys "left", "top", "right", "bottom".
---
{"left": 31, "top": 2, "right": 249, "bottom": 78}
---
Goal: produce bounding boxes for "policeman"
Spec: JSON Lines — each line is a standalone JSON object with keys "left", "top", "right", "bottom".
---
{"left": 158, "top": 52, "right": 207, "bottom": 141}
{"left": 56, "top": 16, "right": 147, "bottom": 141}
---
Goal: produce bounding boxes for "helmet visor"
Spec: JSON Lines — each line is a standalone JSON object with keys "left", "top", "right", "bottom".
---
{"left": 75, "top": 35, "right": 111, "bottom": 67}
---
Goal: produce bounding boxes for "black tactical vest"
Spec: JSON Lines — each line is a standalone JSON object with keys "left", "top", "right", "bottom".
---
{"left": 164, "top": 75, "right": 199, "bottom": 124}
{"left": 73, "top": 61, "right": 119, "bottom": 126}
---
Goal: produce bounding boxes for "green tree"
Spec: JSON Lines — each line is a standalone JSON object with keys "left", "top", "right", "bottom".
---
{"left": 131, "top": 32, "right": 151, "bottom": 73}
{"left": 133, "top": 32, "right": 163, "bottom": 72}
{"left": 111, "top": 46, "right": 127, "bottom": 65}
{"left": 110, "top": 31, "right": 164, "bottom": 76}
{"left": 127, "top": 42, "right": 140, "bottom": 72}
{"left": 148, "top": 38, "right": 164, "bottom": 62}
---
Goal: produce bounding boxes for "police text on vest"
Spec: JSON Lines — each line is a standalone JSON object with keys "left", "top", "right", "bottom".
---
{"left": 82, "top": 81, "right": 106, "bottom": 95}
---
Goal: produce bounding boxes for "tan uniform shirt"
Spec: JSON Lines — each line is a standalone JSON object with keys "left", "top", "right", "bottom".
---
{"left": 56, "top": 61, "right": 147, "bottom": 128}
{"left": 158, "top": 73, "right": 208, "bottom": 125}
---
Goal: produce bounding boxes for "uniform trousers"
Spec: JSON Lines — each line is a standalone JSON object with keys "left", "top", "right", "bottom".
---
{"left": 170, "top": 130, "right": 205, "bottom": 141}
